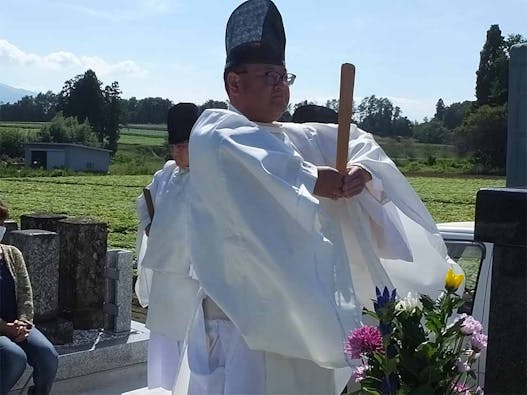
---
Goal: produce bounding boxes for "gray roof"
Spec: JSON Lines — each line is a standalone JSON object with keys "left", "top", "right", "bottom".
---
{"left": 24, "top": 142, "right": 111, "bottom": 153}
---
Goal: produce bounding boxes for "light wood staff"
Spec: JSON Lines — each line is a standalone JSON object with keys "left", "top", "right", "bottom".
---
{"left": 336, "top": 63, "right": 356, "bottom": 173}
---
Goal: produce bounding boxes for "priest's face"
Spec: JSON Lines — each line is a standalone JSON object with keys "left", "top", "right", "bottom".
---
{"left": 170, "top": 142, "right": 189, "bottom": 169}
{"left": 227, "top": 63, "right": 290, "bottom": 123}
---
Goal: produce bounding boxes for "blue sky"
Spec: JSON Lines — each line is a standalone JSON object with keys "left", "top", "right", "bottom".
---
{"left": 1, "top": 0, "right": 525, "bottom": 121}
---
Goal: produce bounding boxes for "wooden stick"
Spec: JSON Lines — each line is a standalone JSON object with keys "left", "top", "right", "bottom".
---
{"left": 336, "top": 63, "right": 356, "bottom": 173}
{"left": 143, "top": 188, "right": 155, "bottom": 221}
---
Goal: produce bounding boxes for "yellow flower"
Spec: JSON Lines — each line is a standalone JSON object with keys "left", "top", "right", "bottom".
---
{"left": 444, "top": 268, "right": 464, "bottom": 293}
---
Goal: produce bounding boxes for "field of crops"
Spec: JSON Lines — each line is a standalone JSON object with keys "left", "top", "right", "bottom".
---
{"left": 0, "top": 174, "right": 505, "bottom": 252}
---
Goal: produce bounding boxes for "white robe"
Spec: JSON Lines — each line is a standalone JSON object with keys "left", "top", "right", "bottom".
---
{"left": 135, "top": 160, "right": 178, "bottom": 308}
{"left": 171, "top": 108, "right": 457, "bottom": 394}
{"left": 135, "top": 162, "right": 200, "bottom": 390}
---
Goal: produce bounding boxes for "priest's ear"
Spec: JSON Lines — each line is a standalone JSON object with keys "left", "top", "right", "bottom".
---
{"left": 224, "top": 70, "right": 243, "bottom": 96}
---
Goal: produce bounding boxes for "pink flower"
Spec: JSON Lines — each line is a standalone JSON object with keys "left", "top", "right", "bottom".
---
{"left": 352, "top": 365, "right": 369, "bottom": 383}
{"left": 457, "top": 314, "right": 483, "bottom": 335}
{"left": 345, "top": 325, "right": 383, "bottom": 359}
{"left": 452, "top": 382, "right": 471, "bottom": 394}
{"left": 471, "top": 332, "right": 488, "bottom": 352}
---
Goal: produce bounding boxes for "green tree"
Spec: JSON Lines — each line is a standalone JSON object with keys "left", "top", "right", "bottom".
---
{"left": 325, "top": 99, "right": 339, "bottom": 113}
{"left": 58, "top": 69, "right": 106, "bottom": 139}
{"left": 58, "top": 69, "right": 122, "bottom": 151}
{"left": 442, "top": 101, "right": 473, "bottom": 130}
{"left": 199, "top": 99, "right": 228, "bottom": 114}
{"left": 0, "top": 91, "right": 57, "bottom": 122}
{"left": 103, "top": 82, "right": 122, "bottom": 153}
{"left": 413, "top": 120, "right": 450, "bottom": 144}
{"left": 132, "top": 97, "right": 173, "bottom": 124}
{"left": 0, "top": 130, "right": 26, "bottom": 157}
{"left": 37, "top": 113, "right": 98, "bottom": 146}
{"left": 453, "top": 105, "right": 507, "bottom": 170}
{"left": 476, "top": 25, "right": 508, "bottom": 106}
{"left": 434, "top": 98, "right": 446, "bottom": 121}
{"left": 120, "top": 96, "right": 138, "bottom": 125}
{"left": 356, "top": 95, "right": 412, "bottom": 136}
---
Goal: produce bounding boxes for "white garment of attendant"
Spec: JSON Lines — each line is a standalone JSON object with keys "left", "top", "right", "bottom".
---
{"left": 135, "top": 159, "right": 178, "bottom": 308}
{"left": 171, "top": 108, "right": 460, "bottom": 394}
{"left": 135, "top": 162, "right": 199, "bottom": 390}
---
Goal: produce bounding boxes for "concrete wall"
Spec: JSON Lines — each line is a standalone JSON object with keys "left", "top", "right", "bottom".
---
{"left": 24, "top": 144, "right": 110, "bottom": 173}
{"left": 66, "top": 146, "right": 109, "bottom": 172}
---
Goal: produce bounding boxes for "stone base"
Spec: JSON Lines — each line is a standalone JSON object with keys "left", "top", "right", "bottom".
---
{"left": 11, "top": 321, "right": 149, "bottom": 393}
{"left": 37, "top": 318, "right": 74, "bottom": 345}
{"left": 71, "top": 307, "right": 105, "bottom": 329}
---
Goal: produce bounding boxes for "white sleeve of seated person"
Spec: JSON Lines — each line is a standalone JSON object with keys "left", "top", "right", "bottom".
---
{"left": 187, "top": 109, "right": 362, "bottom": 368}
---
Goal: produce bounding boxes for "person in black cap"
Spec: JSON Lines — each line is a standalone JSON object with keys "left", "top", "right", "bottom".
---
{"left": 292, "top": 104, "right": 339, "bottom": 124}
{"left": 133, "top": 102, "right": 201, "bottom": 391}
{"left": 175, "top": 1, "right": 461, "bottom": 394}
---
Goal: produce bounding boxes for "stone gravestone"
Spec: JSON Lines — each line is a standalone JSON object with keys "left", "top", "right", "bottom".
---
{"left": 506, "top": 43, "right": 527, "bottom": 188}
{"left": 21, "top": 213, "right": 68, "bottom": 232}
{"left": 104, "top": 249, "right": 133, "bottom": 333}
{"left": 6, "top": 229, "right": 74, "bottom": 344}
{"left": 7, "top": 229, "right": 59, "bottom": 321}
{"left": 475, "top": 189, "right": 527, "bottom": 395}
{"left": 57, "top": 217, "right": 107, "bottom": 329}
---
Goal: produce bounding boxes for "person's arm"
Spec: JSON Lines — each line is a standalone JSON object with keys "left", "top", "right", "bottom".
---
{"left": 9, "top": 247, "right": 34, "bottom": 323}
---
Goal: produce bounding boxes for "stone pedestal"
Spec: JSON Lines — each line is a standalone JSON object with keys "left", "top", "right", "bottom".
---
{"left": 2, "top": 220, "right": 19, "bottom": 245}
{"left": 37, "top": 317, "right": 74, "bottom": 345}
{"left": 21, "top": 213, "right": 68, "bottom": 232}
{"left": 7, "top": 229, "right": 60, "bottom": 322}
{"left": 57, "top": 217, "right": 107, "bottom": 329}
{"left": 4, "top": 219, "right": 18, "bottom": 232}
{"left": 475, "top": 188, "right": 527, "bottom": 394}
{"left": 104, "top": 249, "right": 133, "bottom": 333}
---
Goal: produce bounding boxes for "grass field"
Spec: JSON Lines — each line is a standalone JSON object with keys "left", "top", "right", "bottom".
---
{"left": 0, "top": 174, "right": 505, "bottom": 252}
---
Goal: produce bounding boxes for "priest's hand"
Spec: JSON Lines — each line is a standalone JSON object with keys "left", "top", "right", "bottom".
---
{"left": 341, "top": 165, "right": 372, "bottom": 198}
{"left": 314, "top": 166, "right": 343, "bottom": 199}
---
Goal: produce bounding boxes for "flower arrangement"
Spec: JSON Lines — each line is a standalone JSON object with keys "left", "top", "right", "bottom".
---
{"left": 345, "top": 269, "right": 486, "bottom": 395}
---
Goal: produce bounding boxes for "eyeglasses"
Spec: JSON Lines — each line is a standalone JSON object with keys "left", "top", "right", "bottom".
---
{"left": 236, "top": 70, "right": 296, "bottom": 86}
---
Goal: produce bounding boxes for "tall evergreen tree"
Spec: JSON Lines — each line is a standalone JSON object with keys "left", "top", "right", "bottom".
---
{"left": 434, "top": 98, "right": 446, "bottom": 121}
{"left": 58, "top": 69, "right": 122, "bottom": 151}
{"left": 475, "top": 25, "right": 508, "bottom": 106}
{"left": 58, "top": 69, "right": 105, "bottom": 141}
{"left": 103, "top": 82, "right": 122, "bottom": 153}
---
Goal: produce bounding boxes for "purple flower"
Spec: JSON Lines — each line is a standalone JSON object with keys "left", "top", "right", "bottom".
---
{"left": 374, "top": 286, "right": 397, "bottom": 313}
{"left": 345, "top": 326, "right": 383, "bottom": 359}
{"left": 456, "top": 359, "right": 471, "bottom": 373}
{"left": 457, "top": 313, "right": 483, "bottom": 335}
{"left": 471, "top": 332, "right": 488, "bottom": 352}
{"left": 374, "top": 287, "right": 397, "bottom": 336}
{"left": 352, "top": 365, "right": 369, "bottom": 383}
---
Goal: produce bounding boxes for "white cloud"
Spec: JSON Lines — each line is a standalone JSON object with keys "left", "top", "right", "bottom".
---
{"left": 0, "top": 39, "right": 147, "bottom": 77}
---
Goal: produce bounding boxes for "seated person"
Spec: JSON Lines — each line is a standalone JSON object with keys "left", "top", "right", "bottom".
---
{"left": 0, "top": 200, "right": 58, "bottom": 395}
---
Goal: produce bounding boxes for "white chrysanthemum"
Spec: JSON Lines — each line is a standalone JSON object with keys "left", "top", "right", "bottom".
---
{"left": 395, "top": 292, "right": 420, "bottom": 314}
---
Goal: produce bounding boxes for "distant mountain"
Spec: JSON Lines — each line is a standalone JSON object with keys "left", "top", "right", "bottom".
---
{"left": 0, "top": 82, "right": 37, "bottom": 104}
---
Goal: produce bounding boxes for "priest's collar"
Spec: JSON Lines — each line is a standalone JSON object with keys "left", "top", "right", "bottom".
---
{"left": 227, "top": 103, "right": 284, "bottom": 130}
